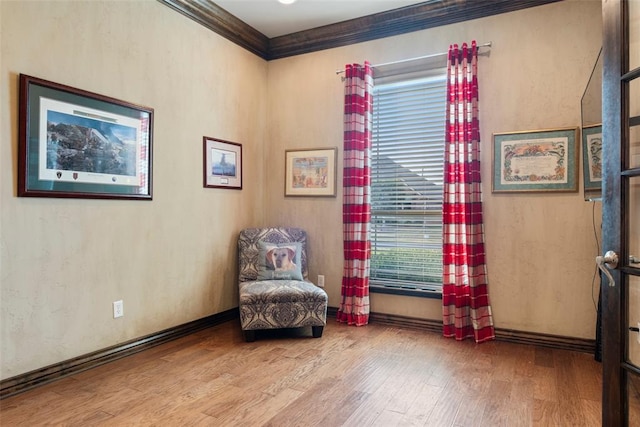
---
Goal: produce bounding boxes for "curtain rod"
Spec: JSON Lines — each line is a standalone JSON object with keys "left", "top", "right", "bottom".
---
{"left": 335, "top": 41, "right": 492, "bottom": 75}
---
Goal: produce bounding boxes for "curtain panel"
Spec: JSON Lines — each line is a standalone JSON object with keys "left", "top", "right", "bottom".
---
{"left": 337, "top": 62, "right": 373, "bottom": 326}
{"left": 442, "top": 42, "right": 495, "bottom": 343}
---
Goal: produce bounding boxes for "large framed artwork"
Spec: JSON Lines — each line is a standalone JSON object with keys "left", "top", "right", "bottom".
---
{"left": 492, "top": 128, "right": 579, "bottom": 193}
{"left": 18, "top": 74, "right": 154, "bottom": 199}
{"left": 284, "top": 147, "right": 337, "bottom": 197}
{"left": 203, "top": 137, "right": 242, "bottom": 190}
{"left": 581, "top": 124, "right": 602, "bottom": 191}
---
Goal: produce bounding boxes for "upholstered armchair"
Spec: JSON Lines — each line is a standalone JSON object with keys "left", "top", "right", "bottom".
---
{"left": 237, "top": 227, "right": 328, "bottom": 342}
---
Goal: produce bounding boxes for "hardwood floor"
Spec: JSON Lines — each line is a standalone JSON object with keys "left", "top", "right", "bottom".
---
{"left": 0, "top": 320, "right": 602, "bottom": 426}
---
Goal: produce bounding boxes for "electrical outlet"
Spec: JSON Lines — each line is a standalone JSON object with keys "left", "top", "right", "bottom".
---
{"left": 317, "top": 275, "right": 325, "bottom": 288}
{"left": 113, "top": 300, "right": 124, "bottom": 318}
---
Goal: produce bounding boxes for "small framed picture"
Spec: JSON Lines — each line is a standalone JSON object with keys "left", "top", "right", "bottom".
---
{"left": 581, "top": 124, "right": 602, "bottom": 191}
{"left": 203, "top": 137, "right": 242, "bottom": 189}
{"left": 18, "top": 74, "right": 153, "bottom": 199}
{"left": 492, "top": 128, "right": 579, "bottom": 193}
{"left": 284, "top": 147, "right": 337, "bottom": 197}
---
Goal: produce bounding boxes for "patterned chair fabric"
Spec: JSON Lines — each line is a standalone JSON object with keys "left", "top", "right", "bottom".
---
{"left": 238, "top": 228, "right": 328, "bottom": 341}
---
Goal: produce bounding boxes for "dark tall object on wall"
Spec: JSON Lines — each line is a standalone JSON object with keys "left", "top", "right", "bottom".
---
{"left": 581, "top": 48, "right": 603, "bottom": 202}
{"left": 581, "top": 48, "right": 604, "bottom": 363}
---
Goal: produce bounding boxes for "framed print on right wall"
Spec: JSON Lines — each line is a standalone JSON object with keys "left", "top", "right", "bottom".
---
{"left": 492, "top": 127, "right": 579, "bottom": 193}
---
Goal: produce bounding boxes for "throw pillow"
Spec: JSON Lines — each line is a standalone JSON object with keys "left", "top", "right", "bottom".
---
{"left": 257, "top": 240, "right": 303, "bottom": 281}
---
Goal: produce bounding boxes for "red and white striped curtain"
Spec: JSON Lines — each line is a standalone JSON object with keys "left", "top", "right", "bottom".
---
{"left": 442, "top": 42, "right": 495, "bottom": 343}
{"left": 337, "top": 62, "right": 373, "bottom": 326}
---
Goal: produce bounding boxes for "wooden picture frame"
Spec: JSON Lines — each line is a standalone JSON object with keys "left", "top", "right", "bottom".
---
{"left": 492, "top": 128, "right": 579, "bottom": 193}
{"left": 284, "top": 147, "right": 337, "bottom": 197}
{"left": 203, "top": 137, "right": 242, "bottom": 190}
{"left": 18, "top": 74, "right": 153, "bottom": 200}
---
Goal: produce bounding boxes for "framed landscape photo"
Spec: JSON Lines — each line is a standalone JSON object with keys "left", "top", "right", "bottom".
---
{"left": 203, "top": 137, "right": 242, "bottom": 189}
{"left": 492, "top": 128, "right": 579, "bottom": 193}
{"left": 285, "top": 147, "right": 337, "bottom": 197}
{"left": 18, "top": 74, "right": 153, "bottom": 200}
{"left": 581, "top": 124, "right": 602, "bottom": 191}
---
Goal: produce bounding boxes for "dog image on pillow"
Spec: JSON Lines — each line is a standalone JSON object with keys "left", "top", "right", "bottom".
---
{"left": 266, "top": 245, "right": 297, "bottom": 271}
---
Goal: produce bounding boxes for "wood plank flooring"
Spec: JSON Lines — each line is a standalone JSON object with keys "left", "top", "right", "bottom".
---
{"left": 0, "top": 320, "right": 602, "bottom": 426}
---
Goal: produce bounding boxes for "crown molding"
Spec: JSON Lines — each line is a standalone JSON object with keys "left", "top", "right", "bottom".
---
{"left": 159, "top": 0, "right": 562, "bottom": 60}
{"left": 159, "top": 0, "right": 270, "bottom": 59}
{"left": 268, "top": 0, "right": 561, "bottom": 59}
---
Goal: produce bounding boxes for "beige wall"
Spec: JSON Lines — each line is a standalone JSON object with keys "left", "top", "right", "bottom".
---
{"left": 1, "top": 0, "right": 604, "bottom": 380}
{"left": 0, "top": 0, "right": 267, "bottom": 379}
{"left": 265, "top": 0, "right": 603, "bottom": 335}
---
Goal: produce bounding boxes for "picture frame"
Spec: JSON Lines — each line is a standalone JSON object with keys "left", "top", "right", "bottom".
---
{"left": 492, "top": 128, "right": 579, "bottom": 193}
{"left": 581, "top": 124, "right": 602, "bottom": 191}
{"left": 203, "top": 137, "right": 242, "bottom": 190}
{"left": 18, "top": 74, "right": 153, "bottom": 200}
{"left": 284, "top": 147, "right": 337, "bottom": 197}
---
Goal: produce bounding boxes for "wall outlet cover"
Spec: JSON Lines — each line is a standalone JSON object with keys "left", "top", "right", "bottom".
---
{"left": 113, "top": 300, "right": 124, "bottom": 318}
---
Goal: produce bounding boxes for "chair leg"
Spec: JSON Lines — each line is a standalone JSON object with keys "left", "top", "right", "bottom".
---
{"left": 243, "top": 330, "right": 256, "bottom": 342}
{"left": 312, "top": 326, "right": 324, "bottom": 338}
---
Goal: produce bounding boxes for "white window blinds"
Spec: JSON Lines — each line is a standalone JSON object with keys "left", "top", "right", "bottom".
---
{"left": 370, "top": 72, "right": 446, "bottom": 291}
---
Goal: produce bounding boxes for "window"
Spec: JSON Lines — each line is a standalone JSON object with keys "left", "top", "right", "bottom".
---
{"left": 370, "top": 69, "right": 446, "bottom": 297}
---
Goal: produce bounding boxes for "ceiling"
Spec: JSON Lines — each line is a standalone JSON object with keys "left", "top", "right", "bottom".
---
{"left": 213, "top": 0, "right": 428, "bottom": 38}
